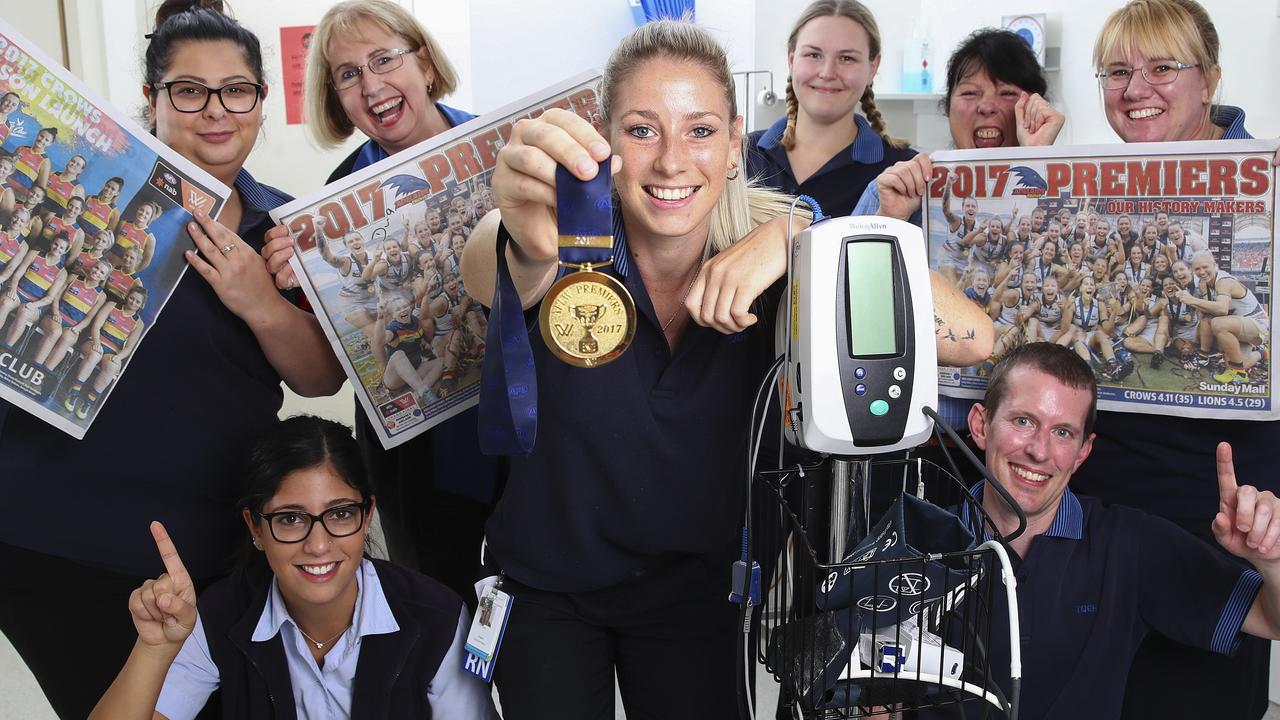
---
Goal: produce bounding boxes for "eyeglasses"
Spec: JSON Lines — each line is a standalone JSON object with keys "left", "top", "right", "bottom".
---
{"left": 256, "top": 501, "right": 370, "bottom": 544}
{"left": 151, "top": 80, "right": 264, "bottom": 113}
{"left": 1096, "top": 61, "right": 1200, "bottom": 91}
{"left": 330, "top": 47, "right": 420, "bottom": 90}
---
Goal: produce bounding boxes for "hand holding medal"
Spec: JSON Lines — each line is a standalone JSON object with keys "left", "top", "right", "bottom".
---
{"left": 538, "top": 161, "right": 636, "bottom": 367}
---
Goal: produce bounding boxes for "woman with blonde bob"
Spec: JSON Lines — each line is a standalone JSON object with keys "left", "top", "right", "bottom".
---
{"left": 461, "top": 19, "right": 991, "bottom": 718}
{"left": 261, "top": 0, "right": 503, "bottom": 608}
{"left": 1070, "top": 2, "right": 1280, "bottom": 718}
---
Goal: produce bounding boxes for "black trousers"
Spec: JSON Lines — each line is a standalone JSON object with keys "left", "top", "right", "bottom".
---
{"left": 495, "top": 554, "right": 746, "bottom": 720}
{"left": 0, "top": 542, "right": 219, "bottom": 720}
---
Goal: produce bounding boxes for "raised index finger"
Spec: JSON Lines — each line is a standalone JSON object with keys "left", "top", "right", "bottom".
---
{"left": 1216, "top": 441, "right": 1238, "bottom": 510}
{"left": 150, "top": 521, "right": 192, "bottom": 589}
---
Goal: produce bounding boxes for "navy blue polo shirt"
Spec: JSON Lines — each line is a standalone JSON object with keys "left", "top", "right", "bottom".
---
{"left": 0, "top": 170, "right": 293, "bottom": 579}
{"left": 927, "top": 484, "right": 1261, "bottom": 720}
{"left": 484, "top": 216, "right": 780, "bottom": 593}
{"left": 745, "top": 114, "right": 915, "bottom": 218}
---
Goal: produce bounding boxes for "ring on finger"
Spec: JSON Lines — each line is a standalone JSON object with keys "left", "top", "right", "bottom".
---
{"left": 220, "top": 243, "right": 235, "bottom": 255}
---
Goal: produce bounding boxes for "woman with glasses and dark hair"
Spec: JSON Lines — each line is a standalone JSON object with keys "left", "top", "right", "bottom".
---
{"left": 0, "top": 2, "right": 342, "bottom": 717}
{"left": 1068, "top": 4, "right": 1280, "bottom": 717}
{"left": 260, "top": 0, "right": 504, "bottom": 609}
{"left": 90, "top": 415, "right": 495, "bottom": 719}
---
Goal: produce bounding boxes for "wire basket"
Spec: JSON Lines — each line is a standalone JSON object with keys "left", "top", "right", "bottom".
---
{"left": 754, "top": 457, "right": 1021, "bottom": 719}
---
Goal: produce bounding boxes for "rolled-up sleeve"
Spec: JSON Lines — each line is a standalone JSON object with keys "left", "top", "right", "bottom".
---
{"left": 154, "top": 614, "right": 220, "bottom": 720}
{"left": 427, "top": 608, "right": 499, "bottom": 719}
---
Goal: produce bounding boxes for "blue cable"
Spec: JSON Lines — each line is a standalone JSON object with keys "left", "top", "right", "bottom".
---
{"left": 797, "top": 193, "right": 824, "bottom": 222}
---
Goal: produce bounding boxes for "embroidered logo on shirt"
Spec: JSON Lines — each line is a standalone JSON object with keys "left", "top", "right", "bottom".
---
{"left": 1074, "top": 603, "right": 1098, "bottom": 615}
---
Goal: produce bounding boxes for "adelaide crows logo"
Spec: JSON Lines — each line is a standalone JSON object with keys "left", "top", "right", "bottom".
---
{"left": 381, "top": 174, "right": 433, "bottom": 211}
{"left": 1008, "top": 166, "right": 1048, "bottom": 198}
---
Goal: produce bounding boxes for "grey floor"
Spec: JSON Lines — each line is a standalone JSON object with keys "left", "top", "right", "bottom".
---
{"left": 2, "top": 634, "right": 1275, "bottom": 720}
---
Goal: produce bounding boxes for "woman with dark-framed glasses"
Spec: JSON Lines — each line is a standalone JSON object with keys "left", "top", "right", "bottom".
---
{"left": 259, "top": 0, "right": 504, "bottom": 611}
{"left": 90, "top": 415, "right": 495, "bottom": 719}
{"left": 0, "top": 2, "right": 343, "bottom": 717}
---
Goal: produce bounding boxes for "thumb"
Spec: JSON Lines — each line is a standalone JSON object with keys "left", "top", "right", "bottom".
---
{"left": 158, "top": 592, "right": 197, "bottom": 630}
{"left": 1216, "top": 441, "right": 1238, "bottom": 510}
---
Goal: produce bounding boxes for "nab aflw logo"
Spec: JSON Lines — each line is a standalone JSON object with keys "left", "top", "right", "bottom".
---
{"left": 187, "top": 191, "right": 209, "bottom": 212}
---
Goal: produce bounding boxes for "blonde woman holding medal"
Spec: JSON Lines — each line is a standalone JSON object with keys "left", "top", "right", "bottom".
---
{"left": 461, "top": 19, "right": 991, "bottom": 719}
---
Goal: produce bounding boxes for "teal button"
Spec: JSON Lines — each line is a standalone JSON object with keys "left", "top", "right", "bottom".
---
{"left": 869, "top": 400, "right": 889, "bottom": 416}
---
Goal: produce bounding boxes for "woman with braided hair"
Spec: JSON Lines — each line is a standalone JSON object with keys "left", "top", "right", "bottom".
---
{"left": 744, "top": 0, "right": 912, "bottom": 217}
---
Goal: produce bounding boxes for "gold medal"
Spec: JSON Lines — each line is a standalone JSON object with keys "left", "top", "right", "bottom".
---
{"left": 539, "top": 268, "right": 636, "bottom": 368}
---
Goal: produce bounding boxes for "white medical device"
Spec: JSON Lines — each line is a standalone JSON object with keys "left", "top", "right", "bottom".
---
{"left": 779, "top": 216, "right": 937, "bottom": 455}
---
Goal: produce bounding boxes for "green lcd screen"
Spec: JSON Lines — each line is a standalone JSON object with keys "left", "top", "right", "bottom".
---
{"left": 846, "top": 241, "right": 898, "bottom": 356}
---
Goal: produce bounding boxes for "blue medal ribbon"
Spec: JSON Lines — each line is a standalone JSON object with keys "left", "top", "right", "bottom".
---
{"left": 478, "top": 161, "right": 613, "bottom": 455}
{"left": 478, "top": 223, "right": 538, "bottom": 455}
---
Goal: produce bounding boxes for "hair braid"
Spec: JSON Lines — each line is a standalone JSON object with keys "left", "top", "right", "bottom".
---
{"left": 781, "top": 76, "right": 800, "bottom": 150}
{"left": 859, "top": 85, "right": 908, "bottom": 149}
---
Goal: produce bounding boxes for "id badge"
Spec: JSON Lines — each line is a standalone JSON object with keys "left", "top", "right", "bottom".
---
{"left": 463, "top": 578, "right": 512, "bottom": 683}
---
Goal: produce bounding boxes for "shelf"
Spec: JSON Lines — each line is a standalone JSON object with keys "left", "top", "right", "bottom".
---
{"left": 877, "top": 93, "right": 945, "bottom": 101}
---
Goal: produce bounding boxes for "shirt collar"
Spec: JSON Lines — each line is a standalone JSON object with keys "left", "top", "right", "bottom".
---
{"left": 964, "top": 480, "right": 1084, "bottom": 541}
{"left": 1212, "top": 105, "right": 1251, "bottom": 140}
{"left": 611, "top": 210, "right": 631, "bottom": 278}
{"left": 251, "top": 558, "right": 400, "bottom": 643}
{"left": 234, "top": 168, "right": 290, "bottom": 213}
{"left": 756, "top": 113, "right": 885, "bottom": 164}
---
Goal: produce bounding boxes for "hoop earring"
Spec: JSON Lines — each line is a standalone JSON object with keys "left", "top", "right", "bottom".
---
{"left": 726, "top": 166, "right": 739, "bottom": 181}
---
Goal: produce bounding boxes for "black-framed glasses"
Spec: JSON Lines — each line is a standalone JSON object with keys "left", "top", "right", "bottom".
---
{"left": 256, "top": 501, "right": 370, "bottom": 544}
{"left": 330, "top": 47, "right": 419, "bottom": 90}
{"left": 151, "top": 80, "right": 264, "bottom": 113}
{"left": 1096, "top": 61, "right": 1200, "bottom": 91}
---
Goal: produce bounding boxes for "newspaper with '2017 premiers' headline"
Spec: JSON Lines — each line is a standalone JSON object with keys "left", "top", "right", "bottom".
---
{"left": 925, "top": 139, "right": 1279, "bottom": 420}
{"left": 274, "top": 72, "right": 602, "bottom": 449}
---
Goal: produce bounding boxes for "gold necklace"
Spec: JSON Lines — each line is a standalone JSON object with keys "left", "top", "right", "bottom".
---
{"left": 662, "top": 254, "right": 707, "bottom": 333}
{"left": 297, "top": 623, "right": 350, "bottom": 650}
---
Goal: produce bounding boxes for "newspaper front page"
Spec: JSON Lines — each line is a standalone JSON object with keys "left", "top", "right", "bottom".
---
{"left": 0, "top": 20, "right": 228, "bottom": 438}
{"left": 275, "top": 73, "right": 602, "bottom": 448}
{"left": 926, "top": 140, "right": 1279, "bottom": 419}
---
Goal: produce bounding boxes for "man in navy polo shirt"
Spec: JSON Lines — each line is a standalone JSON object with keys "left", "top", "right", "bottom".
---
{"left": 941, "top": 343, "right": 1280, "bottom": 719}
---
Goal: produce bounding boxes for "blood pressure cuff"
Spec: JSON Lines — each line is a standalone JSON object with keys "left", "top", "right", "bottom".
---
{"left": 815, "top": 493, "right": 978, "bottom": 629}
{"left": 767, "top": 611, "right": 857, "bottom": 709}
